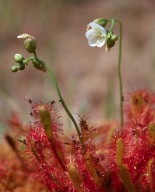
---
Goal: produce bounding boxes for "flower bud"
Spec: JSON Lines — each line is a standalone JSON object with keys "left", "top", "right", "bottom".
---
{"left": 107, "top": 38, "right": 115, "bottom": 48}
{"left": 18, "top": 65, "right": 25, "bottom": 71}
{"left": 11, "top": 66, "right": 18, "bottom": 72}
{"left": 93, "top": 18, "right": 107, "bottom": 27}
{"left": 24, "top": 36, "right": 37, "bottom": 53}
{"left": 16, "top": 62, "right": 25, "bottom": 70}
{"left": 14, "top": 54, "right": 24, "bottom": 63}
{"left": 17, "top": 33, "right": 37, "bottom": 53}
{"left": 32, "top": 58, "right": 46, "bottom": 72}
{"left": 111, "top": 34, "right": 118, "bottom": 41}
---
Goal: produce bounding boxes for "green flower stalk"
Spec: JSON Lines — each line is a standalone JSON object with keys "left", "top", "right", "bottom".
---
{"left": 85, "top": 18, "right": 124, "bottom": 130}
{"left": 11, "top": 33, "right": 84, "bottom": 150}
{"left": 114, "top": 19, "right": 123, "bottom": 130}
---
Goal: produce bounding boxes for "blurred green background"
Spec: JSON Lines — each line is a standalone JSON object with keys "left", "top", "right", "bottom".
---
{"left": 0, "top": 0, "right": 155, "bottom": 130}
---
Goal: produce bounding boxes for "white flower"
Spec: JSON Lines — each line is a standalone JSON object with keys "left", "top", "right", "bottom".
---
{"left": 85, "top": 22, "right": 107, "bottom": 48}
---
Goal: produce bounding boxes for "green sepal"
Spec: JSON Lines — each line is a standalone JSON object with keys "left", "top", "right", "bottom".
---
{"left": 93, "top": 18, "right": 107, "bottom": 27}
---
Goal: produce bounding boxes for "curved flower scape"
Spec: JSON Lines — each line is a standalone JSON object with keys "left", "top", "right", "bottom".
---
{"left": 85, "top": 22, "right": 107, "bottom": 48}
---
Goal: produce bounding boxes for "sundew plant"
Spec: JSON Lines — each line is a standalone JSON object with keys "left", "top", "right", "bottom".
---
{"left": 1, "top": 18, "right": 155, "bottom": 192}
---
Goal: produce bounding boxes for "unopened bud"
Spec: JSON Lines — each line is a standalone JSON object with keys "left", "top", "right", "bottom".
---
{"left": 93, "top": 18, "right": 107, "bottom": 27}
{"left": 107, "top": 38, "right": 115, "bottom": 48}
{"left": 17, "top": 33, "right": 37, "bottom": 53}
{"left": 14, "top": 54, "right": 24, "bottom": 63}
{"left": 24, "top": 36, "right": 37, "bottom": 53}
{"left": 17, "top": 63, "right": 25, "bottom": 70}
{"left": 32, "top": 58, "right": 46, "bottom": 72}
{"left": 11, "top": 66, "right": 18, "bottom": 72}
{"left": 111, "top": 34, "right": 118, "bottom": 41}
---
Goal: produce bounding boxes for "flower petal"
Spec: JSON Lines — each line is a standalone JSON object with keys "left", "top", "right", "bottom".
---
{"left": 85, "top": 29, "right": 94, "bottom": 39}
{"left": 86, "top": 29, "right": 100, "bottom": 47}
{"left": 89, "top": 22, "right": 107, "bottom": 36}
{"left": 96, "top": 37, "right": 106, "bottom": 48}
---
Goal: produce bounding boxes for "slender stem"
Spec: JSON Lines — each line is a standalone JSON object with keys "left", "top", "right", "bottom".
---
{"left": 115, "top": 19, "right": 124, "bottom": 131}
{"left": 23, "top": 56, "right": 34, "bottom": 64}
{"left": 109, "top": 19, "right": 115, "bottom": 31}
{"left": 108, "top": 19, "right": 124, "bottom": 131}
{"left": 45, "top": 66, "right": 84, "bottom": 148}
{"left": 32, "top": 52, "right": 84, "bottom": 148}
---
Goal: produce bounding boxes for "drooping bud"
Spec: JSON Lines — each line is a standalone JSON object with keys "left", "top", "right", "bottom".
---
{"left": 107, "top": 38, "right": 115, "bottom": 48}
{"left": 11, "top": 65, "right": 18, "bottom": 72}
{"left": 118, "top": 164, "right": 135, "bottom": 192}
{"left": 14, "top": 54, "right": 24, "bottom": 63}
{"left": 105, "top": 31, "right": 118, "bottom": 51}
{"left": 24, "top": 36, "right": 37, "bottom": 53}
{"left": 67, "top": 162, "right": 83, "bottom": 191}
{"left": 32, "top": 58, "right": 46, "bottom": 72}
{"left": 17, "top": 33, "right": 37, "bottom": 53}
{"left": 116, "top": 138, "right": 124, "bottom": 165}
{"left": 93, "top": 18, "right": 107, "bottom": 27}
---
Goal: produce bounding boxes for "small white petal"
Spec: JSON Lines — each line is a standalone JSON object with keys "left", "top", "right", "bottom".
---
{"left": 86, "top": 30, "right": 99, "bottom": 46}
{"left": 85, "top": 29, "right": 94, "bottom": 39}
{"left": 88, "top": 42, "right": 96, "bottom": 47}
{"left": 88, "top": 38, "right": 98, "bottom": 47}
{"left": 89, "top": 22, "right": 107, "bottom": 36}
{"left": 96, "top": 37, "right": 106, "bottom": 48}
